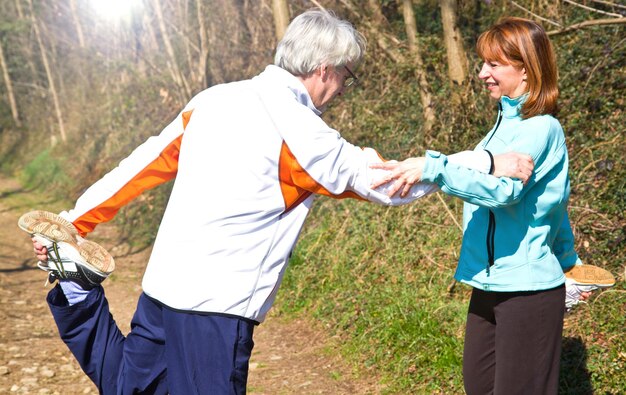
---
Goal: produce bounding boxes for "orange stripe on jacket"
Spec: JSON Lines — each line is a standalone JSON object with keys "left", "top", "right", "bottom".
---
{"left": 278, "top": 142, "right": 362, "bottom": 213}
{"left": 72, "top": 110, "right": 193, "bottom": 236}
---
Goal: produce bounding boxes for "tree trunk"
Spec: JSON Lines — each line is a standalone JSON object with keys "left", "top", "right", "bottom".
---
{"left": 0, "top": 39, "right": 21, "bottom": 126}
{"left": 364, "top": 0, "right": 404, "bottom": 63}
{"left": 196, "top": 0, "right": 210, "bottom": 89}
{"left": 143, "top": 12, "right": 160, "bottom": 53}
{"left": 153, "top": 0, "right": 192, "bottom": 104}
{"left": 440, "top": 0, "right": 467, "bottom": 85}
{"left": 27, "top": 0, "right": 66, "bottom": 143}
{"left": 205, "top": 2, "right": 249, "bottom": 84}
{"left": 271, "top": 0, "right": 290, "bottom": 42}
{"left": 69, "top": 0, "right": 85, "bottom": 48}
{"left": 177, "top": 0, "right": 193, "bottom": 84}
{"left": 402, "top": 0, "right": 435, "bottom": 136}
{"left": 368, "top": 0, "right": 386, "bottom": 25}
{"left": 13, "top": 0, "right": 39, "bottom": 82}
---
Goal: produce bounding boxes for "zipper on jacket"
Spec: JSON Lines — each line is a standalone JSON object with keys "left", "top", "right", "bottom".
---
{"left": 484, "top": 102, "right": 502, "bottom": 277}
{"left": 486, "top": 211, "right": 496, "bottom": 276}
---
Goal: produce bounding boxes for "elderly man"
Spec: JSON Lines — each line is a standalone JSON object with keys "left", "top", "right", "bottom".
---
{"left": 26, "top": 10, "right": 531, "bottom": 394}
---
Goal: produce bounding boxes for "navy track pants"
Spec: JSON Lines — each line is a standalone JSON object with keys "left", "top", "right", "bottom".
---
{"left": 47, "top": 284, "right": 255, "bottom": 395}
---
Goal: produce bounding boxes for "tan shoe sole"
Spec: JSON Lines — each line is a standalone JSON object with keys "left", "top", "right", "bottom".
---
{"left": 564, "top": 264, "right": 615, "bottom": 287}
{"left": 18, "top": 210, "right": 78, "bottom": 244}
{"left": 18, "top": 210, "right": 115, "bottom": 274}
{"left": 74, "top": 238, "right": 115, "bottom": 274}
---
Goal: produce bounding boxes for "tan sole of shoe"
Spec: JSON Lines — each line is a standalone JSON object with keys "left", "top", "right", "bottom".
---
{"left": 565, "top": 264, "right": 615, "bottom": 287}
{"left": 18, "top": 210, "right": 115, "bottom": 274}
{"left": 78, "top": 239, "right": 115, "bottom": 274}
{"left": 18, "top": 210, "right": 78, "bottom": 244}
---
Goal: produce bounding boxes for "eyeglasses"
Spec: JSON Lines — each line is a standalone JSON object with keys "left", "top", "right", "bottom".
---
{"left": 343, "top": 65, "right": 359, "bottom": 88}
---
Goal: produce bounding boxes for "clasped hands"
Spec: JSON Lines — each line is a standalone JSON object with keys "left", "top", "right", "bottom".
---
{"left": 371, "top": 151, "right": 534, "bottom": 197}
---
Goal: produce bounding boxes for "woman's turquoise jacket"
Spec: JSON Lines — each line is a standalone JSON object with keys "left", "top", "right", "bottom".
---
{"left": 421, "top": 95, "right": 581, "bottom": 292}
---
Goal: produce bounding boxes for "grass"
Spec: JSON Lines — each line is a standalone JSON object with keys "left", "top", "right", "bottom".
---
{"left": 275, "top": 193, "right": 625, "bottom": 393}
{"left": 3, "top": 2, "right": 622, "bottom": 393}
{"left": 275, "top": 197, "right": 467, "bottom": 393}
{"left": 20, "top": 149, "right": 75, "bottom": 197}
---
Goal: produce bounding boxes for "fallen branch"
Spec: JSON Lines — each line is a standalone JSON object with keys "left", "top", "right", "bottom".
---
{"left": 570, "top": 133, "right": 621, "bottom": 162}
{"left": 589, "top": 0, "right": 626, "bottom": 11}
{"left": 510, "top": 1, "right": 562, "bottom": 27}
{"left": 547, "top": 17, "right": 626, "bottom": 35}
{"left": 436, "top": 193, "right": 463, "bottom": 233}
{"left": 583, "top": 37, "right": 626, "bottom": 90}
{"left": 563, "top": 0, "right": 623, "bottom": 18}
{"left": 338, "top": 0, "right": 406, "bottom": 63}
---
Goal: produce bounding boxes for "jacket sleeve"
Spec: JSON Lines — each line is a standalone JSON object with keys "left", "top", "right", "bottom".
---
{"left": 59, "top": 109, "right": 192, "bottom": 236}
{"left": 260, "top": 83, "right": 495, "bottom": 206}
{"left": 553, "top": 210, "right": 583, "bottom": 269}
{"left": 276, "top": 103, "right": 496, "bottom": 206}
{"left": 421, "top": 150, "right": 525, "bottom": 208}
{"left": 369, "top": 150, "right": 492, "bottom": 203}
{"left": 421, "top": 116, "right": 564, "bottom": 208}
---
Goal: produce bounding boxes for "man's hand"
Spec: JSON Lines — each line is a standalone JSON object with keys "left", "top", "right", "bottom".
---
{"left": 492, "top": 152, "right": 534, "bottom": 184}
{"left": 32, "top": 238, "right": 48, "bottom": 262}
{"left": 370, "top": 157, "right": 426, "bottom": 197}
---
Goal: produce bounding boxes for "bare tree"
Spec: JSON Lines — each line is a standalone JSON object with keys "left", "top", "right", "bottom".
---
{"left": 142, "top": 12, "right": 160, "bottom": 53}
{"left": 440, "top": 0, "right": 467, "bottom": 85}
{"left": 195, "top": 0, "right": 210, "bottom": 90}
{"left": 272, "top": 0, "right": 290, "bottom": 42}
{"left": 26, "top": 0, "right": 66, "bottom": 143}
{"left": 548, "top": 17, "right": 626, "bottom": 35}
{"left": 68, "top": 0, "right": 85, "bottom": 48}
{"left": 401, "top": 0, "right": 435, "bottom": 135}
{"left": 173, "top": 0, "right": 196, "bottom": 89}
{"left": 205, "top": 2, "right": 252, "bottom": 84}
{"left": 153, "top": 0, "right": 192, "bottom": 103}
{"left": 13, "top": 0, "right": 39, "bottom": 82}
{"left": 362, "top": 0, "right": 403, "bottom": 63}
{"left": 509, "top": 0, "right": 626, "bottom": 35}
{"left": 242, "top": 0, "right": 277, "bottom": 76}
{"left": 0, "top": 38, "right": 21, "bottom": 126}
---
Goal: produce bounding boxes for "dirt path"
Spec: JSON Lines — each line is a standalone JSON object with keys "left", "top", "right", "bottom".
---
{"left": 0, "top": 176, "right": 381, "bottom": 394}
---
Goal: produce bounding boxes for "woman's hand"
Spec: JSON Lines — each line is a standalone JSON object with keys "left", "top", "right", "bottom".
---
{"left": 370, "top": 157, "right": 426, "bottom": 197}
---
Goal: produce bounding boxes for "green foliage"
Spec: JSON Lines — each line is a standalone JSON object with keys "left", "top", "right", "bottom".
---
{"left": 278, "top": 197, "right": 471, "bottom": 393}
{"left": 20, "top": 149, "right": 74, "bottom": 196}
{"left": 560, "top": 290, "right": 626, "bottom": 394}
{"left": 2, "top": 0, "right": 623, "bottom": 393}
{"left": 275, "top": 3, "right": 625, "bottom": 394}
{"left": 0, "top": 98, "right": 13, "bottom": 130}
{"left": 115, "top": 182, "right": 173, "bottom": 251}
{"left": 553, "top": 24, "right": 625, "bottom": 280}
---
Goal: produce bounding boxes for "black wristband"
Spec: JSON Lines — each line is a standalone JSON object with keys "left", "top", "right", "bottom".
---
{"left": 485, "top": 150, "right": 495, "bottom": 175}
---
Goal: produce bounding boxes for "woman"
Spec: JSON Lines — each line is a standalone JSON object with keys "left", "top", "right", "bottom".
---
{"left": 372, "top": 17, "right": 582, "bottom": 394}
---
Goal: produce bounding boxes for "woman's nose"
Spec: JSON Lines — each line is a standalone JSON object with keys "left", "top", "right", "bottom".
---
{"left": 478, "top": 63, "right": 489, "bottom": 79}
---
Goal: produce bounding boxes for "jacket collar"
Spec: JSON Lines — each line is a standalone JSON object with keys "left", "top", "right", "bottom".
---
{"left": 257, "top": 65, "right": 322, "bottom": 116}
{"left": 500, "top": 94, "right": 527, "bottom": 118}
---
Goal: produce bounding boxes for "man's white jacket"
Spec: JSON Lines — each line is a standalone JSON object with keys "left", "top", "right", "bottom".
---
{"left": 61, "top": 65, "right": 490, "bottom": 323}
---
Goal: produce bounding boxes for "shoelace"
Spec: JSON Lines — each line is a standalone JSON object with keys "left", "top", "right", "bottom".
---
{"left": 46, "top": 241, "right": 67, "bottom": 279}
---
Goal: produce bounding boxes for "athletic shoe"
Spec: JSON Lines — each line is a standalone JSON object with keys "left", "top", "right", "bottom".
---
{"left": 18, "top": 210, "right": 115, "bottom": 289}
{"left": 564, "top": 264, "right": 615, "bottom": 311}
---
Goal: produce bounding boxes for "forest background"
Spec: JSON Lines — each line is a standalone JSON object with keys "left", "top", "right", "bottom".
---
{"left": 0, "top": 0, "right": 624, "bottom": 393}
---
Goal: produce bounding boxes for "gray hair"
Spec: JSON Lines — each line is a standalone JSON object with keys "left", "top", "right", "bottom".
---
{"left": 274, "top": 10, "right": 366, "bottom": 76}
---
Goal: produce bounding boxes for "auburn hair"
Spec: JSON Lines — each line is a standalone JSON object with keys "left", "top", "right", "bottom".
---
{"left": 476, "top": 17, "right": 559, "bottom": 118}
